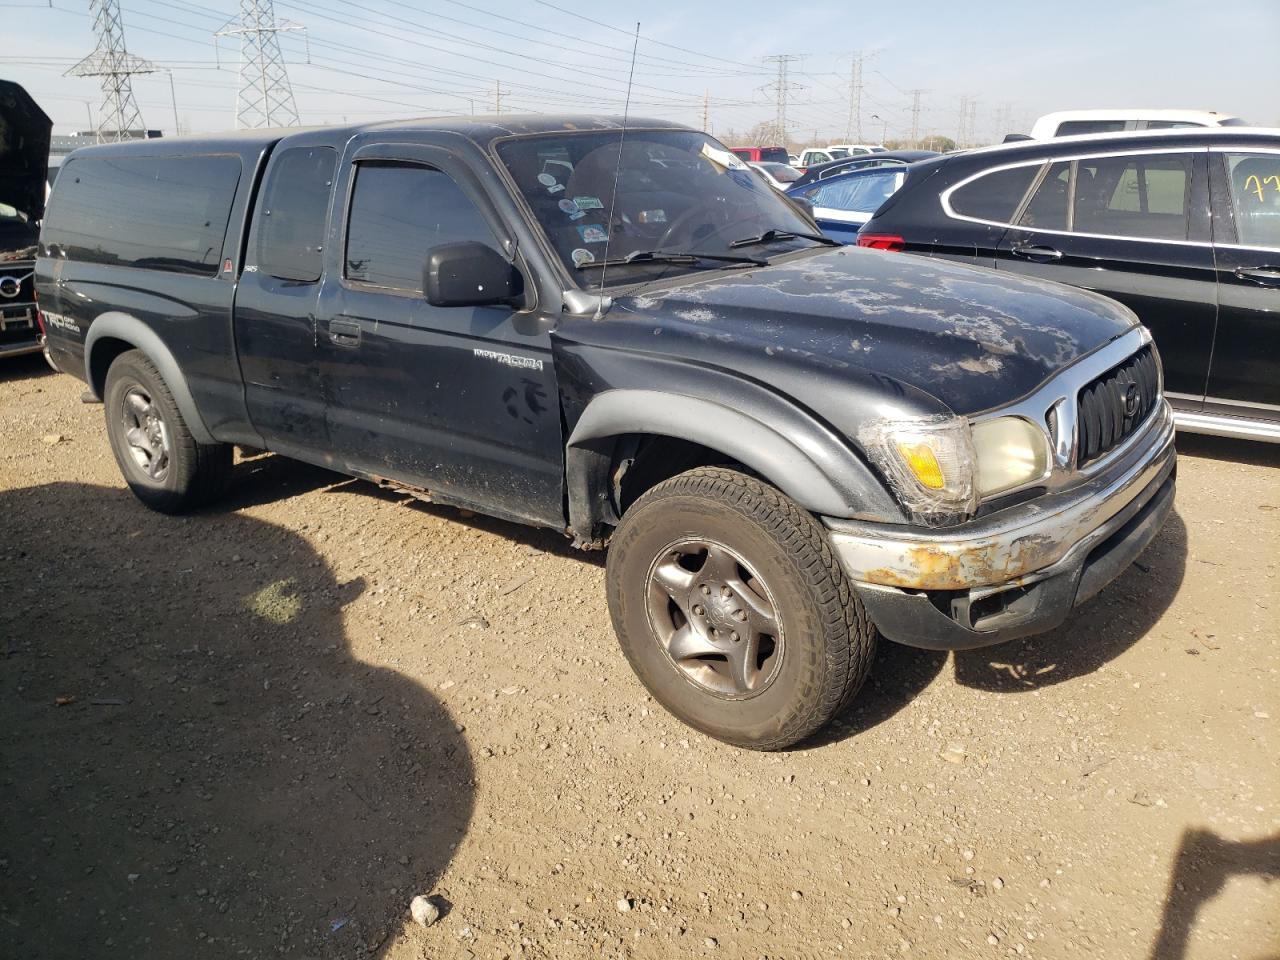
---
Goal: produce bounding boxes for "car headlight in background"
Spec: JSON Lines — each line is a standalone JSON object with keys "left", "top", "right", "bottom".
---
{"left": 971, "top": 416, "right": 1050, "bottom": 497}
{"left": 859, "top": 415, "right": 977, "bottom": 523}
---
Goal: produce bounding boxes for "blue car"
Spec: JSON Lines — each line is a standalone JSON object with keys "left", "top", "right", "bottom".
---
{"left": 787, "top": 166, "right": 909, "bottom": 243}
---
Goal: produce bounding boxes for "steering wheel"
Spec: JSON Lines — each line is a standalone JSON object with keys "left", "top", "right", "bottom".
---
{"left": 657, "top": 201, "right": 733, "bottom": 249}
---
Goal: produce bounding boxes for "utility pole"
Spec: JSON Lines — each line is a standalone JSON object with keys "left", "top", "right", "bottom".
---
{"left": 493, "top": 79, "right": 503, "bottom": 116}
{"left": 908, "top": 89, "right": 925, "bottom": 147}
{"left": 967, "top": 99, "right": 979, "bottom": 146}
{"left": 957, "top": 94, "right": 969, "bottom": 148}
{"left": 67, "top": 0, "right": 155, "bottom": 142}
{"left": 216, "top": 0, "right": 303, "bottom": 128}
{"left": 702, "top": 88, "right": 710, "bottom": 132}
{"left": 762, "top": 54, "right": 803, "bottom": 145}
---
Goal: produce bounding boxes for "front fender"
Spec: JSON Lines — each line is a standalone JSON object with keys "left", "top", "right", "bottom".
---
{"left": 84, "top": 312, "right": 216, "bottom": 444}
{"left": 557, "top": 344, "right": 904, "bottom": 539}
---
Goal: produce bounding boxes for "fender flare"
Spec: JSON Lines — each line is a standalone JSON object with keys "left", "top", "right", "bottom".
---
{"left": 565, "top": 388, "right": 901, "bottom": 538}
{"left": 84, "top": 312, "right": 216, "bottom": 444}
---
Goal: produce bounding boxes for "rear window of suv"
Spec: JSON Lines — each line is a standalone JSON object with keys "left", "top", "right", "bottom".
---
{"left": 42, "top": 154, "right": 242, "bottom": 275}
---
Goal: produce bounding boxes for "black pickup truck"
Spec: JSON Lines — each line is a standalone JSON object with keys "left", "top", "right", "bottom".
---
{"left": 36, "top": 116, "right": 1176, "bottom": 749}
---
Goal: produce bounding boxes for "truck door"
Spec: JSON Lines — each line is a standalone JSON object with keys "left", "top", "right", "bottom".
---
{"left": 233, "top": 144, "right": 337, "bottom": 452}
{"left": 315, "top": 143, "right": 564, "bottom": 528}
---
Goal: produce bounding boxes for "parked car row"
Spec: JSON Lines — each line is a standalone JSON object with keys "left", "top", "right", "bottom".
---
{"left": 0, "top": 80, "right": 51, "bottom": 360}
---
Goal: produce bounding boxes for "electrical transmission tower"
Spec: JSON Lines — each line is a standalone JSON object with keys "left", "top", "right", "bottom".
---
{"left": 67, "top": 0, "right": 155, "bottom": 142}
{"left": 762, "top": 54, "right": 803, "bottom": 145}
{"left": 908, "top": 89, "right": 926, "bottom": 146}
{"left": 216, "top": 0, "right": 304, "bottom": 129}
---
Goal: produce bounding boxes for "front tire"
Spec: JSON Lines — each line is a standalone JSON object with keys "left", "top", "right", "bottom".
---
{"left": 606, "top": 467, "right": 876, "bottom": 750}
{"left": 103, "top": 349, "right": 231, "bottom": 513}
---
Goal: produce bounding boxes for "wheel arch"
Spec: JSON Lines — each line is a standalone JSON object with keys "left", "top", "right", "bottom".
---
{"left": 85, "top": 312, "right": 215, "bottom": 444}
{"left": 564, "top": 388, "right": 902, "bottom": 546}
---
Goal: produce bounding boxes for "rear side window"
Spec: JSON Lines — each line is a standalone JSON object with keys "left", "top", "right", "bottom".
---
{"left": 1074, "top": 154, "right": 1191, "bottom": 239}
{"left": 1224, "top": 152, "right": 1280, "bottom": 249}
{"left": 800, "top": 170, "right": 904, "bottom": 213}
{"left": 253, "top": 146, "right": 336, "bottom": 282}
{"left": 344, "top": 162, "right": 496, "bottom": 293}
{"left": 1019, "top": 161, "right": 1072, "bottom": 230}
{"left": 949, "top": 164, "right": 1040, "bottom": 222}
{"left": 42, "top": 155, "right": 241, "bottom": 275}
{"left": 1054, "top": 120, "right": 1126, "bottom": 136}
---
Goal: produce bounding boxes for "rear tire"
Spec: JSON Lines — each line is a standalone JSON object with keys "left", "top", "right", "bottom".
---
{"left": 606, "top": 467, "right": 876, "bottom": 750}
{"left": 103, "top": 349, "right": 231, "bottom": 513}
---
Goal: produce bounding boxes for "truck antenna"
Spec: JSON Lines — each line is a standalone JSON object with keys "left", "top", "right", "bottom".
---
{"left": 593, "top": 21, "right": 640, "bottom": 320}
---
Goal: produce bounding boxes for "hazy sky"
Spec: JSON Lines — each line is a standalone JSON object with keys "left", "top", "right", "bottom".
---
{"left": 3, "top": 0, "right": 1277, "bottom": 143}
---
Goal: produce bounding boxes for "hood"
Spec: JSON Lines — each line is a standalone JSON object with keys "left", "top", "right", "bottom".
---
{"left": 0, "top": 81, "right": 52, "bottom": 221}
{"left": 557, "top": 246, "right": 1137, "bottom": 426}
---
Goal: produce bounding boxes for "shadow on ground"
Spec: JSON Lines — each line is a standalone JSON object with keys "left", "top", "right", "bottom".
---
{"left": 1149, "top": 829, "right": 1280, "bottom": 960}
{"left": 0, "top": 352, "right": 54, "bottom": 384}
{"left": 1176, "top": 432, "right": 1280, "bottom": 469}
{"left": 0, "top": 482, "right": 473, "bottom": 960}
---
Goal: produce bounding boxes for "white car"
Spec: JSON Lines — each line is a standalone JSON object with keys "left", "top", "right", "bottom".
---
{"left": 1030, "top": 109, "right": 1249, "bottom": 139}
{"left": 794, "top": 147, "right": 835, "bottom": 168}
{"left": 826, "top": 143, "right": 887, "bottom": 158}
{"left": 748, "top": 161, "right": 803, "bottom": 191}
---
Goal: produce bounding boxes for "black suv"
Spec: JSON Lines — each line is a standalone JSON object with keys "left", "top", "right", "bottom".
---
{"left": 859, "top": 128, "right": 1280, "bottom": 442}
{"left": 37, "top": 117, "right": 1175, "bottom": 749}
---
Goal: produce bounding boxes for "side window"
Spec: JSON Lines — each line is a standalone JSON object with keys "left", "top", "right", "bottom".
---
{"left": 345, "top": 162, "right": 497, "bottom": 293}
{"left": 41, "top": 155, "right": 241, "bottom": 275}
{"left": 804, "top": 170, "right": 903, "bottom": 212}
{"left": 1054, "top": 120, "right": 1126, "bottom": 136}
{"left": 253, "top": 146, "right": 336, "bottom": 282}
{"left": 1019, "top": 161, "right": 1071, "bottom": 230}
{"left": 949, "top": 164, "right": 1040, "bottom": 223}
{"left": 1074, "top": 154, "right": 1191, "bottom": 240}
{"left": 1223, "top": 153, "right": 1280, "bottom": 249}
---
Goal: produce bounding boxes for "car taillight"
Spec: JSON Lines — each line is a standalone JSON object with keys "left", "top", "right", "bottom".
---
{"left": 856, "top": 233, "right": 906, "bottom": 252}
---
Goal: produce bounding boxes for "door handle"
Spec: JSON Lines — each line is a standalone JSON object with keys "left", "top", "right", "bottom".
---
{"left": 328, "top": 317, "right": 362, "bottom": 348}
{"left": 1011, "top": 243, "right": 1063, "bottom": 262}
{"left": 1234, "top": 265, "right": 1280, "bottom": 286}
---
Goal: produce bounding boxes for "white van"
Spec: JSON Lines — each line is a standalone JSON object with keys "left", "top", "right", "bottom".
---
{"left": 1030, "top": 109, "right": 1249, "bottom": 139}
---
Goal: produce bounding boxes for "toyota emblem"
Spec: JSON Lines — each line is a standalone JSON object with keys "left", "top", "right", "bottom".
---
{"left": 1123, "top": 383, "right": 1140, "bottom": 418}
{"left": 0, "top": 276, "right": 20, "bottom": 299}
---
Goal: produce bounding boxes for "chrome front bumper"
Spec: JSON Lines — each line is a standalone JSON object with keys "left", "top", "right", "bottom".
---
{"left": 825, "top": 400, "right": 1177, "bottom": 649}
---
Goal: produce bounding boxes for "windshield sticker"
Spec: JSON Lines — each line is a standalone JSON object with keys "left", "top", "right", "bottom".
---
{"left": 558, "top": 198, "right": 580, "bottom": 214}
{"left": 548, "top": 183, "right": 565, "bottom": 194}
{"left": 638, "top": 209, "right": 667, "bottom": 224}
{"left": 576, "top": 223, "right": 609, "bottom": 243}
{"left": 699, "top": 142, "right": 747, "bottom": 173}
{"left": 572, "top": 195, "right": 603, "bottom": 210}
{"left": 537, "top": 172, "right": 556, "bottom": 186}
{"left": 571, "top": 247, "right": 595, "bottom": 266}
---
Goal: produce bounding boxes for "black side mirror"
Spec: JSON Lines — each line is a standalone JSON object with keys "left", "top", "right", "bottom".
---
{"left": 789, "top": 195, "right": 816, "bottom": 220}
{"left": 423, "top": 241, "right": 523, "bottom": 308}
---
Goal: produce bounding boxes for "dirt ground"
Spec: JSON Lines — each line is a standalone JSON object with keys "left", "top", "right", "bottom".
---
{"left": 1, "top": 352, "right": 1276, "bottom": 960}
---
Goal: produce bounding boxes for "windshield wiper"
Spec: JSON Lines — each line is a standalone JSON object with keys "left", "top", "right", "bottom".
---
{"left": 728, "top": 228, "right": 839, "bottom": 249}
{"left": 575, "top": 249, "right": 767, "bottom": 270}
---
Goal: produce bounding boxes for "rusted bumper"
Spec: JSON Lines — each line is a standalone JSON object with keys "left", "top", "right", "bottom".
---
{"left": 825, "top": 401, "right": 1176, "bottom": 650}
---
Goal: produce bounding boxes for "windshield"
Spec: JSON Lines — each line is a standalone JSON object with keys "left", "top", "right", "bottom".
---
{"left": 497, "top": 129, "right": 819, "bottom": 286}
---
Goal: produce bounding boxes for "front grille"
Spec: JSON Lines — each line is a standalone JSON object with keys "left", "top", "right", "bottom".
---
{"left": 1076, "top": 345, "right": 1159, "bottom": 465}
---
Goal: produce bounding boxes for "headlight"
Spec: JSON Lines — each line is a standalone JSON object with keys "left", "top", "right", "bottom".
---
{"left": 971, "top": 416, "right": 1050, "bottom": 497}
{"left": 859, "top": 415, "right": 976, "bottom": 523}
